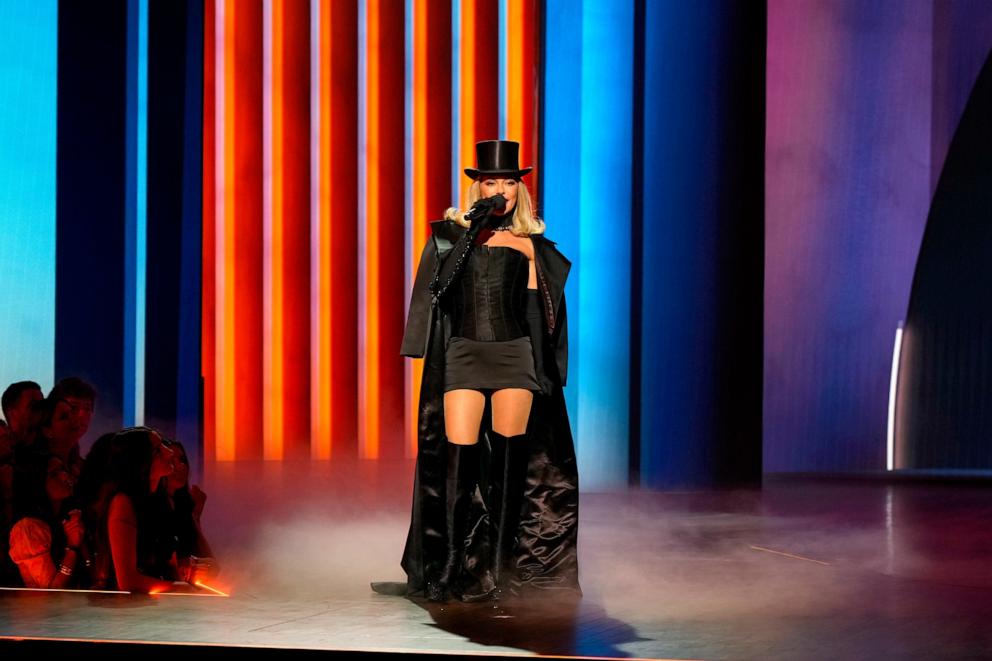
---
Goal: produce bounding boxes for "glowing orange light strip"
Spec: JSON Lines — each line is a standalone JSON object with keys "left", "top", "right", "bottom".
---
{"left": 0, "top": 586, "right": 228, "bottom": 597}
{"left": 216, "top": 0, "right": 238, "bottom": 461}
{"left": 263, "top": 0, "right": 286, "bottom": 461}
{"left": 192, "top": 581, "right": 231, "bottom": 597}
{"left": 362, "top": 0, "right": 382, "bottom": 460}
{"left": 311, "top": 0, "right": 333, "bottom": 460}
{"left": 459, "top": 0, "right": 476, "bottom": 207}
{"left": 407, "top": 0, "right": 431, "bottom": 458}
{"left": 505, "top": 0, "right": 538, "bottom": 202}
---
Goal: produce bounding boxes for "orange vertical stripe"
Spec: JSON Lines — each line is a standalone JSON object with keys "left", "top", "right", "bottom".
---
{"left": 505, "top": 0, "right": 538, "bottom": 201}
{"left": 312, "top": 0, "right": 332, "bottom": 459}
{"left": 459, "top": 0, "right": 476, "bottom": 207}
{"left": 264, "top": 0, "right": 286, "bottom": 460}
{"left": 216, "top": 0, "right": 238, "bottom": 461}
{"left": 362, "top": 0, "right": 382, "bottom": 460}
{"left": 407, "top": 0, "right": 430, "bottom": 458}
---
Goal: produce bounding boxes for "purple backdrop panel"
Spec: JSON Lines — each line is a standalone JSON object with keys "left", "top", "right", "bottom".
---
{"left": 764, "top": 1, "right": 932, "bottom": 472}
{"left": 930, "top": 0, "right": 992, "bottom": 194}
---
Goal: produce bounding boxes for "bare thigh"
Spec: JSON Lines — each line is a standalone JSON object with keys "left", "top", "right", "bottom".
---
{"left": 444, "top": 389, "right": 487, "bottom": 445}
{"left": 491, "top": 388, "right": 534, "bottom": 436}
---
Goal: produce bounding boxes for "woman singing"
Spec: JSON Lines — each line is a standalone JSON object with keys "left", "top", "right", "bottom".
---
{"left": 374, "top": 140, "right": 580, "bottom": 603}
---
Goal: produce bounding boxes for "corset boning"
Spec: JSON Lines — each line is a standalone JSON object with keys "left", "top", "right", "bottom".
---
{"left": 449, "top": 245, "right": 530, "bottom": 341}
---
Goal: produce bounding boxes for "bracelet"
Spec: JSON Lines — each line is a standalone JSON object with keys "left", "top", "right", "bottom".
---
{"left": 58, "top": 564, "right": 73, "bottom": 576}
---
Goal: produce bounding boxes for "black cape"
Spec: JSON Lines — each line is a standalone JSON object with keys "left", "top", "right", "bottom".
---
{"left": 394, "top": 220, "right": 580, "bottom": 598}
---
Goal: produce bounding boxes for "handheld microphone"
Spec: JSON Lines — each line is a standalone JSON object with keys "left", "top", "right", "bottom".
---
{"left": 464, "top": 194, "right": 507, "bottom": 222}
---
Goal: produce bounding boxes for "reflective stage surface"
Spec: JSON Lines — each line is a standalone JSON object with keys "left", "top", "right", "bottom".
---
{"left": 2, "top": 462, "right": 991, "bottom": 660}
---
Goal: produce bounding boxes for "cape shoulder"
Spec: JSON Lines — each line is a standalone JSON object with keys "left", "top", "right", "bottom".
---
{"left": 429, "top": 219, "right": 464, "bottom": 253}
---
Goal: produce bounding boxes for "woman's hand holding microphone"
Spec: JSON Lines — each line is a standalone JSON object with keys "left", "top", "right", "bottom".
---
{"left": 465, "top": 194, "right": 507, "bottom": 232}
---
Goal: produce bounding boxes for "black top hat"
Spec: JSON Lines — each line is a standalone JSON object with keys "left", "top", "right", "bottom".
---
{"left": 464, "top": 140, "right": 533, "bottom": 179}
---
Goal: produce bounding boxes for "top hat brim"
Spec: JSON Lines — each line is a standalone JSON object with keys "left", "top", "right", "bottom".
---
{"left": 464, "top": 166, "right": 533, "bottom": 180}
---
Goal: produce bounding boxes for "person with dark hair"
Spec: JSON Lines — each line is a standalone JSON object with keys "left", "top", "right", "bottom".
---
{"left": 1, "top": 381, "right": 43, "bottom": 446}
{"left": 375, "top": 140, "right": 579, "bottom": 604}
{"left": 46, "top": 377, "right": 95, "bottom": 449}
{"left": 79, "top": 427, "right": 182, "bottom": 592}
{"left": 7, "top": 455, "right": 88, "bottom": 588}
{"left": 155, "top": 440, "right": 218, "bottom": 584}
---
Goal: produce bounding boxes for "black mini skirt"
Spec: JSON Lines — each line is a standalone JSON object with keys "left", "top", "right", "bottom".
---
{"left": 444, "top": 335, "right": 539, "bottom": 392}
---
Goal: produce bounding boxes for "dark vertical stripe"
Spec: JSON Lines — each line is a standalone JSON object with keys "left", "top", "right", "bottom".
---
{"left": 146, "top": 0, "right": 189, "bottom": 441}
{"left": 178, "top": 0, "right": 204, "bottom": 475}
{"left": 56, "top": 0, "right": 128, "bottom": 446}
{"left": 628, "top": 0, "right": 645, "bottom": 488}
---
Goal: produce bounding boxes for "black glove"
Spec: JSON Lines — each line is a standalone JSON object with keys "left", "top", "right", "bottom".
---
{"left": 526, "top": 291, "right": 555, "bottom": 396}
{"left": 464, "top": 194, "right": 507, "bottom": 230}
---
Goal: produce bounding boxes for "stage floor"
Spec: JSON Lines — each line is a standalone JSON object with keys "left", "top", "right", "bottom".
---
{"left": 2, "top": 462, "right": 992, "bottom": 660}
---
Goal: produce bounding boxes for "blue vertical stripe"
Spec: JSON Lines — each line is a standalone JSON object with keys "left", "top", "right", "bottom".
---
{"left": 177, "top": 0, "right": 204, "bottom": 469}
{"left": 544, "top": 0, "right": 632, "bottom": 490}
{"left": 577, "top": 0, "right": 632, "bottom": 490}
{"left": 125, "top": 0, "right": 149, "bottom": 426}
{"left": 543, "top": 0, "right": 582, "bottom": 456}
{"left": 0, "top": 0, "right": 57, "bottom": 396}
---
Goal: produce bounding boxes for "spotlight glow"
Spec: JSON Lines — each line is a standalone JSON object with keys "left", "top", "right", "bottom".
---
{"left": 886, "top": 322, "right": 904, "bottom": 471}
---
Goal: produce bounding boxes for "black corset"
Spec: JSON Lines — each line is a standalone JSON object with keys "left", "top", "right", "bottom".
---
{"left": 448, "top": 245, "right": 530, "bottom": 341}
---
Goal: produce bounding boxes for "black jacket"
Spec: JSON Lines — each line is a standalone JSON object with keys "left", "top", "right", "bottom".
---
{"left": 396, "top": 220, "right": 580, "bottom": 596}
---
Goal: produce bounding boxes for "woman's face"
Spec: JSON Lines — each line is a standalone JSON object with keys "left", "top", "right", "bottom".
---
{"left": 149, "top": 431, "right": 176, "bottom": 485}
{"left": 165, "top": 442, "right": 189, "bottom": 491}
{"left": 479, "top": 177, "right": 518, "bottom": 215}
{"left": 45, "top": 456, "right": 74, "bottom": 503}
{"left": 44, "top": 397, "right": 92, "bottom": 447}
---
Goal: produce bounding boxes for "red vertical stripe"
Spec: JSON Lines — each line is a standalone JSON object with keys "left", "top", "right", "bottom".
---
{"left": 407, "top": 0, "right": 452, "bottom": 455}
{"left": 233, "top": 2, "right": 264, "bottom": 460}
{"left": 366, "top": 0, "right": 406, "bottom": 459}
{"left": 473, "top": 0, "right": 499, "bottom": 141}
{"left": 202, "top": 0, "right": 216, "bottom": 463}
{"left": 280, "top": 0, "right": 311, "bottom": 459}
{"left": 312, "top": 0, "right": 359, "bottom": 460}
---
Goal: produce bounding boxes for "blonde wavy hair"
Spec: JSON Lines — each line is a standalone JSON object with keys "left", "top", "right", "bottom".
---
{"left": 443, "top": 180, "right": 545, "bottom": 236}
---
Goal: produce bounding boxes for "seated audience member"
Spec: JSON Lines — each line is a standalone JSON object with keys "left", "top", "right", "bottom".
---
{"left": 7, "top": 455, "right": 88, "bottom": 588}
{"left": 42, "top": 377, "right": 96, "bottom": 475}
{"left": 156, "top": 440, "right": 218, "bottom": 584}
{"left": 22, "top": 377, "right": 96, "bottom": 484}
{"left": 1, "top": 381, "right": 43, "bottom": 448}
{"left": 79, "top": 427, "right": 184, "bottom": 592}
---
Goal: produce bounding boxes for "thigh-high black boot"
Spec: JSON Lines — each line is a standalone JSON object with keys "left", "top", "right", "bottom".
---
{"left": 427, "top": 442, "right": 480, "bottom": 602}
{"left": 488, "top": 430, "right": 529, "bottom": 596}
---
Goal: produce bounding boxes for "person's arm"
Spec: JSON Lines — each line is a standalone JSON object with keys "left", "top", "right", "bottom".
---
{"left": 186, "top": 485, "right": 218, "bottom": 580}
{"left": 106, "top": 493, "right": 175, "bottom": 593}
{"left": 526, "top": 290, "right": 555, "bottom": 396}
{"left": 9, "top": 518, "right": 57, "bottom": 588}
{"left": 430, "top": 197, "right": 505, "bottom": 301}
